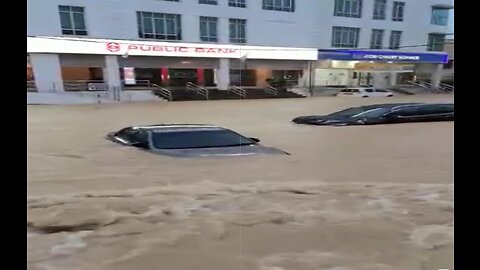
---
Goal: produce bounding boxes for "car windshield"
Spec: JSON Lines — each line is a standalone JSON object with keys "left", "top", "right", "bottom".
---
{"left": 328, "top": 107, "right": 390, "bottom": 118}
{"left": 151, "top": 129, "right": 255, "bottom": 149}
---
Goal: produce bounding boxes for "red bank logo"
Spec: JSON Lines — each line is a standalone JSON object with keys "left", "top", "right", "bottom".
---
{"left": 106, "top": 42, "right": 121, "bottom": 52}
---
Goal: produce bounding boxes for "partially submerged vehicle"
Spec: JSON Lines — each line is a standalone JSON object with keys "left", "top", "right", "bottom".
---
{"left": 107, "top": 124, "right": 289, "bottom": 157}
{"left": 292, "top": 103, "right": 454, "bottom": 126}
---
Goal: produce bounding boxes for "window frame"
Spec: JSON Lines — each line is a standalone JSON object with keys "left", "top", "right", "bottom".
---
{"left": 373, "top": 0, "right": 386, "bottom": 20}
{"left": 199, "top": 16, "right": 218, "bottom": 42}
{"left": 370, "top": 29, "right": 384, "bottom": 49}
{"left": 334, "top": 0, "right": 363, "bottom": 18}
{"left": 199, "top": 0, "right": 218, "bottom": 5}
{"left": 58, "top": 5, "right": 88, "bottom": 36}
{"left": 389, "top": 30, "right": 402, "bottom": 50}
{"left": 427, "top": 33, "right": 446, "bottom": 51}
{"left": 229, "top": 18, "right": 247, "bottom": 44}
{"left": 332, "top": 26, "right": 360, "bottom": 48}
{"left": 262, "top": 0, "right": 295, "bottom": 12}
{"left": 229, "top": 0, "right": 247, "bottom": 8}
{"left": 431, "top": 7, "right": 450, "bottom": 26}
{"left": 392, "top": 1, "right": 405, "bottom": 22}
{"left": 137, "top": 11, "right": 182, "bottom": 40}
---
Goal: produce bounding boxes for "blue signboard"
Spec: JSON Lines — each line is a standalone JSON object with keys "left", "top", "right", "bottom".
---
{"left": 318, "top": 49, "right": 448, "bottom": 63}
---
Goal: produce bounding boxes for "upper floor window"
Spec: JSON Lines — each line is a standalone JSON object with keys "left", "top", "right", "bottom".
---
{"left": 392, "top": 1, "right": 405, "bottom": 21}
{"left": 370, "top": 29, "right": 384, "bottom": 49}
{"left": 229, "top": 18, "right": 247, "bottom": 43}
{"left": 431, "top": 7, "right": 450, "bottom": 26}
{"left": 332, "top": 26, "right": 360, "bottom": 48}
{"left": 58, "top": 6, "right": 87, "bottom": 35}
{"left": 199, "top": 0, "right": 217, "bottom": 5}
{"left": 200, "top": 16, "right": 218, "bottom": 42}
{"left": 389, "top": 30, "right": 402, "bottom": 49}
{"left": 137, "top": 12, "right": 182, "bottom": 40}
{"left": 334, "top": 0, "right": 362, "bottom": 18}
{"left": 263, "top": 0, "right": 295, "bottom": 12}
{"left": 229, "top": 0, "right": 246, "bottom": 8}
{"left": 373, "top": 0, "right": 386, "bottom": 20}
{"left": 427, "top": 33, "right": 446, "bottom": 51}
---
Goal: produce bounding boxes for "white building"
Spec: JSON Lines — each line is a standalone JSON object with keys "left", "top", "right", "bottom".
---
{"left": 27, "top": 0, "right": 454, "bottom": 102}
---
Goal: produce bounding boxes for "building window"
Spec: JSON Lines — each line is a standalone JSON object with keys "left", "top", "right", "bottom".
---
{"left": 137, "top": 12, "right": 182, "bottom": 40}
{"left": 373, "top": 0, "right": 386, "bottom": 20}
{"left": 392, "top": 1, "right": 405, "bottom": 21}
{"left": 389, "top": 30, "right": 402, "bottom": 49}
{"left": 229, "top": 18, "right": 247, "bottom": 43}
{"left": 229, "top": 0, "right": 246, "bottom": 8}
{"left": 431, "top": 7, "right": 450, "bottom": 26}
{"left": 199, "top": 0, "right": 217, "bottom": 5}
{"left": 200, "top": 16, "right": 218, "bottom": 42}
{"left": 263, "top": 0, "right": 295, "bottom": 12}
{"left": 334, "top": 0, "right": 362, "bottom": 18}
{"left": 427, "top": 33, "right": 446, "bottom": 51}
{"left": 370, "top": 29, "right": 384, "bottom": 49}
{"left": 58, "top": 6, "right": 87, "bottom": 35}
{"left": 332, "top": 26, "right": 360, "bottom": 48}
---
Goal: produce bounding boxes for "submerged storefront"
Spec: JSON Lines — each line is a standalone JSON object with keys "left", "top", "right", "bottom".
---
{"left": 27, "top": 36, "right": 317, "bottom": 93}
{"left": 308, "top": 49, "right": 449, "bottom": 88}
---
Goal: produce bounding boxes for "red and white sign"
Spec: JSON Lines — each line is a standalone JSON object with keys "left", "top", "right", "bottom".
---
{"left": 27, "top": 36, "right": 318, "bottom": 60}
{"left": 123, "top": 67, "right": 136, "bottom": 85}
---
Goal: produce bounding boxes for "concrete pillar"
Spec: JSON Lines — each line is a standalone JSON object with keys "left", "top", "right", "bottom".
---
{"left": 30, "top": 54, "right": 64, "bottom": 92}
{"left": 216, "top": 58, "right": 230, "bottom": 90}
{"left": 105, "top": 55, "right": 122, "bottom": 100}
{"left": 372, "top": 73, "right": 388, "bottom": 89}
{"left": 430, "top": 64, "right": 443, "bottom": 88}
{"left": 389, "top": 72, "right": 398, "bottom": 86}
{"left": 300, "top": 61, "right": 315, "bottom": 87}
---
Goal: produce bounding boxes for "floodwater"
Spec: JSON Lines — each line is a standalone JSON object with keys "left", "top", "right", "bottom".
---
{"left": 27, "top": 95, "right": 454, "bottom": 270}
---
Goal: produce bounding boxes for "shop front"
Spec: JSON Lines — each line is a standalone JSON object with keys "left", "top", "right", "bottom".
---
{"left": 27, "top": 36, "right": 317, "bottom": 95}
{"left": 310, "top": 49, "right": 449, "bottom": 88}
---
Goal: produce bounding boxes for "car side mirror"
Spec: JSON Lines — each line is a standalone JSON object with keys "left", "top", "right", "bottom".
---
{"left": 249, "top": 137, "right": 260, "bottom": 143}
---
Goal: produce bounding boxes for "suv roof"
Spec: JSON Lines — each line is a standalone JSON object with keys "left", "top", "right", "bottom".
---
{"left": 130, "top": 124, "right": 223, "bottom": 132}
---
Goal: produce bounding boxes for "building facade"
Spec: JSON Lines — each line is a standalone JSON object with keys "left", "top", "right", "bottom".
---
{"left": 27, "top": 0, "right": 454, "bottom": 100}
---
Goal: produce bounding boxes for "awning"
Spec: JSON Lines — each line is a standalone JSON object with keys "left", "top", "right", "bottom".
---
{"left": 318, "top": 49, "right": 449, "bottom": 64}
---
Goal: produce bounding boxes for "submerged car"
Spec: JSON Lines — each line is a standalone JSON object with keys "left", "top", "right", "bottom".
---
{"left": 336, "top": 87, "right": 394, "bottom": 98}
{"left": 292, "top": 103, "right": 454, "bottom": 126}
{"left": 106, "top": 124, "right": 288, "bottom": 157}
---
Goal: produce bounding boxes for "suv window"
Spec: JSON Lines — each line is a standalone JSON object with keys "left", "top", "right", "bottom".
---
{"left": 420, "top": 104, "right": 454, "bottom": 115}
{"left": 365, "top": 89, "right": 374, "bottom": 92}
{"left": 395, "top": 106, "right": 422, "bottom": 116}
{"left": 375, "top": 89, "right": 388, "bottom": 92}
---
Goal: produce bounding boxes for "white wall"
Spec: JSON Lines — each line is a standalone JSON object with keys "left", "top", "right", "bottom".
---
{"left": 27, "top": 0, "right": 453, "bottom": 50}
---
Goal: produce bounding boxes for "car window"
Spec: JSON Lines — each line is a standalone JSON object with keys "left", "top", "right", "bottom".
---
{"left": 151, "top": 129, "right": 255, "bottom": 149}
{"left": 351, "top": 89, "right": 360, "bottom": 92}
{"left": 365, "top": 89, "right": 374, "bottom": 93}
{"left": 420, "top": 104, "right": 454, "bottom": 115}
{"left": 375, "top": 89, "right": 388, "bottom": 92}
{"left": 341, "top": 89, "right": 352, "bottom": 93}
{"left": 395, "top": 106, "right": 422, "bottom": 116}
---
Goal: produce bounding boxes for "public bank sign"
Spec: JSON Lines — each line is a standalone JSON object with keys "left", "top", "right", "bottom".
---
{"left": 27, "top": 36, "right": 318, "bottom": 60}
{"left": 318, "top": 49, "right": 448, "bottom": 63}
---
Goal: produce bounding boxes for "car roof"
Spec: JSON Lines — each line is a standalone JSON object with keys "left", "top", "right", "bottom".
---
{"left": 357, "top": 102, "right": 453, "bottom": 111}
{"left": 356, "top": 103, "right": 422, "bottom": 110}
{"left": 128, "top": 124, "right": 225, "bottom": 132}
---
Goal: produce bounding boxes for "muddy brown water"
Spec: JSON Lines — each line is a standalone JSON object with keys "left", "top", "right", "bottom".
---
{"left": 27, "top": 95, "right": 453, "bottom": 270}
